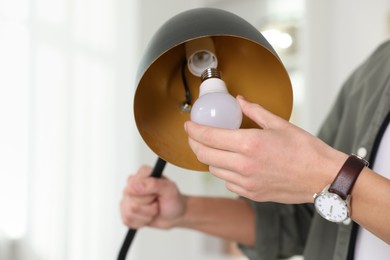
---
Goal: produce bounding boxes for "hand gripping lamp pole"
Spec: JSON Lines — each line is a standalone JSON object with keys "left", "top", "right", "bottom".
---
{"left": 118, "top": 7, "right": 293, "bottom": 259}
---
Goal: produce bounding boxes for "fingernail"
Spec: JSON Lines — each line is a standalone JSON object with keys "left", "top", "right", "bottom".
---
{"left": 237, "top": 95, "right": 245, "bottom": 100}
{"left": 184, "top": 121, "right": 188, "bottom": 132}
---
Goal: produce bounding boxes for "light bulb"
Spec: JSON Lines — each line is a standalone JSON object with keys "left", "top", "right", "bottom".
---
{"left": 190, "top": 68, "right": 242, "bottom": 129}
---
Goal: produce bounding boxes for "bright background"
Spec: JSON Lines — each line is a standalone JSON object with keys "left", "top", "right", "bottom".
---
{"left": 0, "top": 0, "right": 389, "bottom": 259}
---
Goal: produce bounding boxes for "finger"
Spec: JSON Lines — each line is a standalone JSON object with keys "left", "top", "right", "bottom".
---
{"left": 126, "top": 165, "right": 153, "bottom": 188}
{"left": 122, "top": 184, "right": 157, "bottom": 206}
{"left": 237, "top": 95, "right": 287, "bottom": 130}
{"left": 210, "top": 166, "right": 263, "bottom": 200}
{"left": 135, "top": 165, "right": 154, "bottom": 178}
{"left": 185, "top": 120, "right": 252, "bottom": 152}
{"left": 130, "top": 194, "right": 156, "bottom": 205}
{"left": 224, "top": 181, "right": 253, "bottom": 200}
{"left": 123, "top": 177, "right": 148, "bottom": 196}
{"left": 121, "top": 200, "right": 158, "bottom": 228}
{"left": 126, "top": 173, "right": 169, "bottom": 196}
{"left": 129, "top": 201, "right": 158, "bottom": 218}
{"left": 209, "top": 166, "right": 243, "bottom": 187}
{"left": 188, "top": 138, "right": 242, "bottom": 170}
{"left": 124, "top": 215, "right": 152, "bottom": 229}
{"left": 132, "top": 177, "right": 178, "bottom": 201}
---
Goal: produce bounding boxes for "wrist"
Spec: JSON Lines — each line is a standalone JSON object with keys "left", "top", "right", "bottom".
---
{"left": 310, "top": 150, "right": 349, "bottom": 202}
{"left": 313, "top": 154, "right": 368, "bottom": 224}
{"left": 171, "top": 195, "right": 202, "bottom": 229}
{"left": 167, "top": 195, "right": 191, "bottom": 229}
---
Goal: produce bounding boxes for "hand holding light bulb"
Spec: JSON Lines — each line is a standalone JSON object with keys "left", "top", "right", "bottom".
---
{"left": 190, "top": 68, "right": 242, "bottom": 129}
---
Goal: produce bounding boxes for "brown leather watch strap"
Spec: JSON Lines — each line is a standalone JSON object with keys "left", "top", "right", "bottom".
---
{"left": 329, "top": 155, "right": 369, "bottom": 200}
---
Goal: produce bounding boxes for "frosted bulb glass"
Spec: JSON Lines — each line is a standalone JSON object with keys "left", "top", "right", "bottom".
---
{"left": 190, "top": 71, "right": 242, "bottom": 129}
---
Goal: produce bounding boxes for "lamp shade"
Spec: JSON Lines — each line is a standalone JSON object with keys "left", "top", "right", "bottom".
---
{"left": 134, "top": 8, "right": 293, "bottom": 171}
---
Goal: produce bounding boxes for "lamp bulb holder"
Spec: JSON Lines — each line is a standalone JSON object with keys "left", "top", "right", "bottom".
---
{"left": 185, "top": 37, "right": 218, "bottom": 77}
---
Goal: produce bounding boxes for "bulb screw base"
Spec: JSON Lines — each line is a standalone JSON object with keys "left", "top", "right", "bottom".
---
{"left": 201, "top": 68, "right": 221, "bottom": 82}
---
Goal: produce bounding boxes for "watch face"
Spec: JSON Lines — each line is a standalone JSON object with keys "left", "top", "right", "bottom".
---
{"left": 314, "top": 193, "right": 349, "bottom": 222}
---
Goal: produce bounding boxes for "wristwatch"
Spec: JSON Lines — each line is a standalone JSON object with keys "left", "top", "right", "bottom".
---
{"left": 313, "top": 154, "right": 368, "bottom": 224}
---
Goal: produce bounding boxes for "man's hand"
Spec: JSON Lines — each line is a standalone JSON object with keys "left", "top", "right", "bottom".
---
{"left": 185, "top": 95, "right": 347, "bottom": 204}
{"left": 120, "top": 165, "right": 186, "bottom": 229}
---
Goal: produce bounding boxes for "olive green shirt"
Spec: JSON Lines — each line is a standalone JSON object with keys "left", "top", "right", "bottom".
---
{"left": 239, "top": 39, "right": 390, "bottom": 260}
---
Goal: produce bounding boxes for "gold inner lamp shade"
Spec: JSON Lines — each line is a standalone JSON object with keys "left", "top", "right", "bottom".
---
{"left": 133, "top": 8, "right": 293, "bottom": 171}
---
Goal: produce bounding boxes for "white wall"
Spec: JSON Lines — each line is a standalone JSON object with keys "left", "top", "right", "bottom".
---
{"left": 303, "top": 0, "right": 390, "bottom": 133}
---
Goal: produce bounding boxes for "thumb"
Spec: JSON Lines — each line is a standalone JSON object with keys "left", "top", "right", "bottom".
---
{"left": 237, "top": 95, "right": 288, "bottom": 130}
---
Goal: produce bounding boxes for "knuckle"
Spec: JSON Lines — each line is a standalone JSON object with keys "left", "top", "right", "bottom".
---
{"left": 243, "top": 179, "right": 257, "bottom": 192}
{"left": 139, "top": 165, "right": 152, "bottom": 175}
{"left": 241, "top": 132, "right": 262, "bottom": 154}
{"left": 201, "top": 131, "right": 213, "bottom": 144}
{"left": 149, "top": 203, "right": 158, "bottom": 215}
{"left": 123, "top": 185, "right": 134, "bottom": 196}
{"left": 126, "top": 177, "right": 136, "bottom": 189}
{"left": 122, "top": 208, "right": 135, "bottom": 225}
{"left": 146, "top": 177, "right": 158, "bottom": 190}
{"left": 120, "top": 204, "right": 154, "bottom": 229}
{"left": 241, "top": 140, "right": 256, "bottom": 154}
{"left": 235, "top": 161, "right": 251, "bottom": 176}
{"left": 225, "top": 182, "right": 235, "bottom": 192}
{"left": 237, "top": 164, "right": 249, "bottom": 176}
{"left": 130, "top": 204, "right": 142, "bottom": 214}
{"left": 195, "top": 148, "right": 208, "bottom": 164}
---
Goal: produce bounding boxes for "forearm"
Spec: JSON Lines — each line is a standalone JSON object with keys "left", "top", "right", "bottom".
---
{"left": 312, "top": 152, "right": 390, "bottom": 244}
{"left": 351, "top": 168, "right": 390, "bottom": 244}
{"left": 173, "top": 196, "right": 255, "bottom": 246}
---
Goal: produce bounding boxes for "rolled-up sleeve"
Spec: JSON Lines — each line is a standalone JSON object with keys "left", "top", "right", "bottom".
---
{"left": 238, "top": 201, "right": 314, "bottom": 260}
